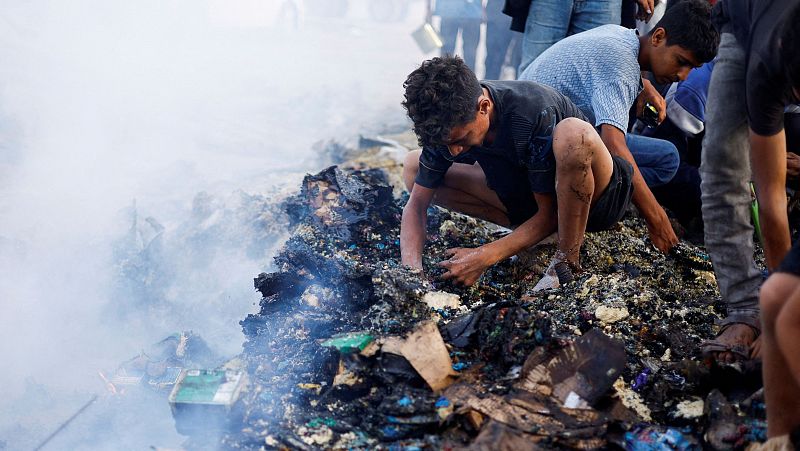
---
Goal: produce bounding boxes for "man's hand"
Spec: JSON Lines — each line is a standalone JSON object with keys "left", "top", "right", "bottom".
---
{"left": 787, "top": 152, "right": 800, "bottom": 178}
{"left": 635, "top": 78, "right": 667, "bottom": 125}
{"left": 438, "top": 246, "right": 491, "bottom": 286}
{"left": 636, "top": 0, "right": 655, "bottom": 22}
{"left": 646, "top": 204, "right": 679, "bottom": 252}
{"left": 599, "top": 124, "right": 677, "bottom": 254}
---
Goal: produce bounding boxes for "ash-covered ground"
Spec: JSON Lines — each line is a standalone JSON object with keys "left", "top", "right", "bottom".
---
{"left": 209, "top": 137, "right": 766, "bottom": 450}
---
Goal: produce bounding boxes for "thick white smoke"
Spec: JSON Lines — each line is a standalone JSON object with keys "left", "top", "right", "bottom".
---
{"left": 0, "top": 0, "right": 429, "bottom": 448}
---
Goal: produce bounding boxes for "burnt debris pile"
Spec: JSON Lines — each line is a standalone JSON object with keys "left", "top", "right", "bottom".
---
{"left": 223, "top": 150, "right": 766, "bottom": 450}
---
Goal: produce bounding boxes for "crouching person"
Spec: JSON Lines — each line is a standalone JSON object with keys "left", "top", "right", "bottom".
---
{"left": 399, "top": 56, "right": 634, "bottom": 291}
{"left": 759, "top": 243, "right": 800, "bottom": 446}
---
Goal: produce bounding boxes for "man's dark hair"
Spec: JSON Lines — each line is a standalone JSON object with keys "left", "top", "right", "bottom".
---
{"left": 651, "top": 0, "right": 719, "bottom": 63}
{"left": 780, "top": 2, "right": 800, "bottom": 90}
{"left": 402, "top": 56, "right": 483, "bottom": 148}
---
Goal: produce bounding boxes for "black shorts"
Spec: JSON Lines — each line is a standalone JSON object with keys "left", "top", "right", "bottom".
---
{"left": 489, "top": 155, "right": 634, "bottom": 230}
{"left": 585, "top": 155, "right": 635, "bottom": 232}
{"left": 777, "top": 240, "right": 800, "bottom": 276}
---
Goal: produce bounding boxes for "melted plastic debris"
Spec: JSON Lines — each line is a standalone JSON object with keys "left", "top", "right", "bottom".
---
{"left": 191, "top": 139, "right": 769, "bottom": 449}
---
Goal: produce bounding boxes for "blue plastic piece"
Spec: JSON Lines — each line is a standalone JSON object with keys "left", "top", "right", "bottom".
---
{"left": 624, "top": 426, "right": 699, "bottom": 451}
{"left": 632, "top": 368, "right": 652, "bottom": 392}
{"left": 435, "top": 397, "right": 450, "bottom": 408}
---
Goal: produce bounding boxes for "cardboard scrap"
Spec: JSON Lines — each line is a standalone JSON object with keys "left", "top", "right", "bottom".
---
{"left": 381, "top": 320, "right": 458, "bottom": 392}
{"left": 517, "top": 329, "right": 625, "bottom": 407}
{"left": 444, "top": 384, "right": 562, "bottom": 432}
{"left": 465, "top": 410, "right": 485, "bottom": 429}
{"left": 505, "top": 389, "right": 551, "bottom": 415}
{"left": 467, "top": 420, "right": 543, "bottom": 451}
{"left": 447, "top": 383, "right": 608, "bottom": 450}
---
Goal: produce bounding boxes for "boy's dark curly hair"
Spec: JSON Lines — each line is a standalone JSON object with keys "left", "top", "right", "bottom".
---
{"left": 780, "top": 2, "right": 800, "bottom": 91}
{"left": 653, "top": 0, "right": 719, "bottom": 63}
{"left": 402, "top": 56, "right": 483, "bottom": 148}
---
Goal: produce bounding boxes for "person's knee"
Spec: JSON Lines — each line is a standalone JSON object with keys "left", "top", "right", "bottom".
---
{"left": 760, "top": 274, "right": 796, "bottom": 332}
{"left": 662, "top": 144, "right": 680, "bottom": 181}
{"left": 647, "top": 141, "right": 679, "bottom": 186}
{"left": 775, "top": 296, "right": 800, "bottom": 346}
{"left": 402, "top": 150, "right": 422, "bottom": 192}
{"left": 630, "top": 137, "right": 680, "bottom": 186}
{"left": 553, "top": 118, "right": 595, "bottom": 169}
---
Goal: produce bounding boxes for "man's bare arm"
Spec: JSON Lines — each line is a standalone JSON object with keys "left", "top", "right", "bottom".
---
{"left": 400, "top": 183, "right": 436, "bottom": 269}
{"left": 483, "top": 193, "right": 558, "bottom": 261}
{"left": 439, "top": 193, "right": 558, "bottom": 286}
{"left": 750, "top": 129, "right": 791, "bottom": 270}
{"left": 600, "top": 124, "right": 678, "bottom": 252}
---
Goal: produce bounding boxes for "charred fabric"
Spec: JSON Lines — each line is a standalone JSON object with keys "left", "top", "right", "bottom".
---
{"left": 209, "top": 157, "right": 765, "bottom": 449}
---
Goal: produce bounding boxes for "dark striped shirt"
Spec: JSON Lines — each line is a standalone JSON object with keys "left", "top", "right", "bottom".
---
{"left": 415, "top": 80, "right": 587, "bottom": 195}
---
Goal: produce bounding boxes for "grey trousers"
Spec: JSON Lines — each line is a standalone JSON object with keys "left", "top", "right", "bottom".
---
{"left": 700, "top": 32, "right": 761, "bottom": 318}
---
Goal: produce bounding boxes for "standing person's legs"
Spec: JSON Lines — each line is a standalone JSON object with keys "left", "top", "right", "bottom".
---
{"left": 625, "top": 134, "right": 680, "bottom": 187}
{"left": 509, "top": 36, "right": 522, "bottom": 79}
{"left": 459, "top": 18, "right": 482, "bottom": 72}
{"left": 439, "top": 16, "right": 460, "bottom": 57}
{"left": 620, "top": 0, "right": 637, "bottom": 28}
{"left": 699, "top": 32, "right": 762, "bottom": 362}
{"left": 485, "top": 20, "right": 514, "bottom": 80}
{"left": 570, "top": 0, "right": 622, "bottom": 35}
{"left": 519, "top": 0, "right": 573, "bottom": 74}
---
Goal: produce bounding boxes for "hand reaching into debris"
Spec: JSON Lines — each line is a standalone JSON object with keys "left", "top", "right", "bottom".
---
{"left": 636, "top": 0, "right": 655, "bottom": 22}
{"left": 646, "top": 206, "right": 679, "bottom": 253}
{"left": 599, "top": 124, "right": 677, "bottom": 254}
{"left": 438, "top": 247, "right": 491, "bottom": 286}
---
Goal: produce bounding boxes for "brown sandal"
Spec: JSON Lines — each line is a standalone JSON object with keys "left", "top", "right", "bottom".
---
{"left": 700, "top": 314, "right": 761, "bottom": 362}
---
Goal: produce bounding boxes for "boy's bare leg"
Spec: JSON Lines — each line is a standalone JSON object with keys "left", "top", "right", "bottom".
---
{"left": 760, "top": 272, "right": 800, "bottom": 437}
{"left": 532, "top": 119, "right": 615, "bottom": 292}
{"left": 403, "top": 150, "right": 510, "bottom": 227}
{"left": 552, "top": 118, "right": 614, "bottom": 265}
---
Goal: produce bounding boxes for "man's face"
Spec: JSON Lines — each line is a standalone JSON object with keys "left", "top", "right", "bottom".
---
{"left": 649, "top": 29, "right": 703, "bottom": 84}
{"left": 443, "top": 99, "right": 490, "bottom": 158}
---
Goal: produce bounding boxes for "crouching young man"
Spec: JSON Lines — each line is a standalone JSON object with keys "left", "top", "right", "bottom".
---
{"left": 400, "top": 56, "right": 634, "bottom": 291}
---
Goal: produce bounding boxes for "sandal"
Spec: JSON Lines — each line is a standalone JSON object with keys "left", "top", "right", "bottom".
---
{"left": 700, "top": 314, "right": 761, "bottom": 362}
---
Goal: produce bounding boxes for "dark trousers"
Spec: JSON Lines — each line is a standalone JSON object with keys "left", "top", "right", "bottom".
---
{"left": 439, "top": 17, "right": 482, "bottom": 71}
{"left": 485, "top": 20, "right": 521, "bottom": 79}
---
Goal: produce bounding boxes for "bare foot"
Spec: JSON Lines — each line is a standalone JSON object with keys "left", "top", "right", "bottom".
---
{"left": 712, "top": 323, "right": 758, "bottom": 363}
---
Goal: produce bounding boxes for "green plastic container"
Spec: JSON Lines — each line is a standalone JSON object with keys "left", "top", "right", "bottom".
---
{"left": 320, "top": 332, "right": 374, "bottom": 353}
{"left": 168, "top": 369, "right": 247, "bottom": 435}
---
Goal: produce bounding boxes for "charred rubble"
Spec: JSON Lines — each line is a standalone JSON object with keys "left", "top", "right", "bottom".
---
{"left": 216, "top": 144, "right": 766, "bottom": 450}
